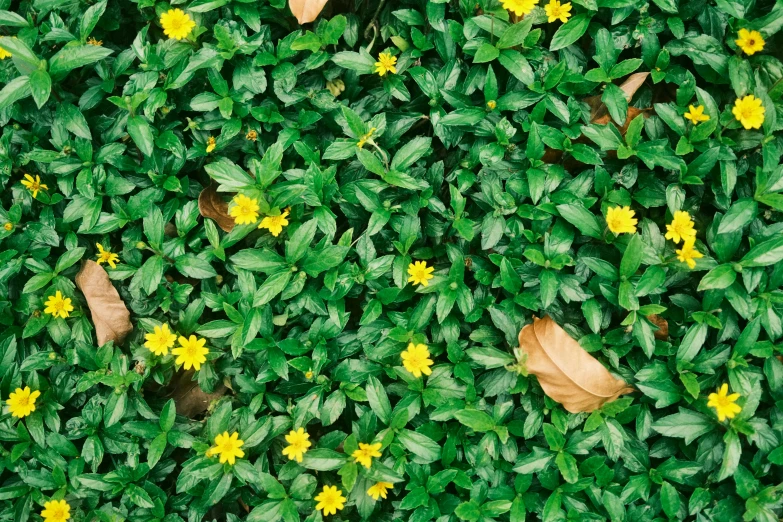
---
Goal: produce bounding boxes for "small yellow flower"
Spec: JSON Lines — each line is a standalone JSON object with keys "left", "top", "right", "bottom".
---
{"left": 144, "top": 324, "right": 178, "bottom": 356}
{"left": 3, "top": 222, "right": 13, "bottom": 231}
{"left": 205, "top": 136, "right": 216, "bottom": 153}
{"left": 735, "top": 29, "right": 765, "bottom": 56}
{"left": 367, "top": 481, "right": 393, "bottom": 500}
{"left": 352, "top": 442, "right": 382, "bottom": 468}
{"left": 501, "top": 0, "right": 539, "bottom": 16}
{"left": 357, "top": 127, "right": 377, "bottom": 148}
{"left": 20, "top": 174, "right": 48, "bottom": 198}
{"left": 86, "top": 37, "right": 102, "bottom": 46}
{"left": 732, "top": 95, "right": 765, "bottom": 130}
{"left": 401, "top": 343, "right": 434, "bottom": 378}
{"left": 95, "top": 243, "right": 119, "bottom": 269}
{"left": 707, "top": 383, "right": 742, "bottom": 422}
{"left": 408, "top": 260, "right": 435, "bottom": 286}
{"left": 544, "top": 0, "right": 571, "bottom": 23}
{"left": 684, "top": 105, "right": 710, "bottom": 125}
{"left": 171, "top": 335, "right": 209, "bottom": 371}
{"left": 314, "top": 485, "right": 347, "bottom": 516}
{"left": 258, "top": 210, "right": 289, "bottom": 237}
{"left": 205, "top": 431, "right": 245, "bottom": 465}
{"left": 326, "top": 79, "right": 345, "bottom": 96}
{"left": 665, "top": 211, "right": 696, "bottom": 244}
{"left": 229, "top": 194, "right": 260, "bottom": 225}
{"left": 159, "top": 9, "right": 195, "bottom": 40}
{"left": 374, "top": 52, "right": 397, "bottom": 76}
{"left": 44, "top": 291, "right": 73, "bottom": 319}
{"left": 0, "top": 38, "right": 11, "bottom": 60}
{"left": 40, "top": 499, "right": 70, "bottom": 522}
{"left": 6, "top": 386, "right": 41, "bottom": 419}
{"left": 486, "top": 100, "right": 497, "bottom": 110}
{"left": 282, "top": 427, "right": 311, "bottom": 463}
{"left": 605, "top": 206, "right": 638, "bottom": 235}
{"left": 675, "top": 239, "right": 703, "bottom": 269}
{"left": 305, "top": 370, "right": 314, "bottom": 380}
{"left": 245, "top": 129, "right": 258, "bottom": 141}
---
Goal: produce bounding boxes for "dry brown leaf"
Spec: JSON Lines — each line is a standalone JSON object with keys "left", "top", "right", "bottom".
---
{"left": 647, "top": 314, "right": 669, "bottom": 341}
{"left": 75, "top": 260, "right": 133, "bottom": 346}
{"left": 169, "top": 369, "right": 228, "bottom": 417}
{"left": 518, "top": 316, "right": 634, "bottom": 413}
{"left": 198, "top": 185, "right": 235, "bottom": 233}
{"left": 289, "top": 0, "right": 329, "bottom": 24}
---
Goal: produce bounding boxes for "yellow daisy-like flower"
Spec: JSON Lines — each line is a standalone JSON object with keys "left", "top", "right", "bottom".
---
{"left": 357, "top": 127, "right": 377, "bottom": 148}
{"left": 205, "top": 136, "right": 216, "bottom": 153}
{"left": 374, "top": 52, "right": 397, "bottom": 76}
{"left": 401, "top": 343, "right": 434, "bottom": 378}
{"left": 735, "top": 28, "right": 765, "bottom": 56}
{"left": 407, "top": 261, "right": 435, "bottom": 287}
{"left": 664, "top": 211, "right": 696, "bottom": 244}
{"left": 4, "top": 222, "right": 13, "bottom": 231}
{"left": 258, "top": 210, "right": 289, "bottom": 237}
{"left": 684, "top": 105, "right": 710, "bottom": 125}
{"left": 501, "top": 0, "right": 539, "bottom": 16}
{"left": 144, "top": 324, "right": 178, "bottom": 356}
{"left": 544, "top": 0, "right": 571, "bottom": 23}
{"left": 282, "top": 427, "right": 311, "bottom": 462}
{"left": 605, "top": 206, "right": 637, "bottom": 235}
{"left": 159, "top": 9, "right": 195, "bottom": 40}
{"left": 707, "top": 383, "right": 742, "bottom": 422}
{"left": 352, "top": 442, "right": 382, "bottom": 469}
{"left": 205, "top": 431, "right": 245, "bottom": 465}
{"left": 44, "top": 291, "right": 74, "bottom": 319}
{"left": 246, "top": 129, "right": 258, "bottom": 141}
{"left": 6, "top": 386, "right": 41, "bottom": 419}
{"left": 675, "top": 239, "right": 703, "bottom": 269}
{"left": 732, "top": 95, "right": 765, "bottom": 130}
{"left": 96, "top": 244, "right": 120, "bottom": 269}
{"left": 40, "top": 499, "right": 71, "bottom": 522}
{"left": 314, "top": 485, "right": 346, "bottom": 516}
{"left": 171, "top": 335, "right": 209, "bottom": 371}
{"left": 20, "top": 174, "right": 48, "bottom": 198}
{"left": 367, "top": 481, "right": 393, "bottom": 500}
{"left": 229, "top": 194, "right": 260, "bottom": 225}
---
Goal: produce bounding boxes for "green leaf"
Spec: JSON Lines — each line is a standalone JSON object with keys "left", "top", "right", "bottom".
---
{"left": 473, "top": 43, "right": 499, "bottom": 63}
{"left": 49, "top": 44, "right": 113, "bottom": 76}
{"left": 454, "top": 410, "right": 495, "bottom": 431}
{"left": 651, "top": 409, "right": 715, "bottom": 444}
{"left": 28, "top": 70, "right": 51, "bottom": 109}
{"left": 556, "top": 203, "right": 603, "bottom": 239}
{"left": 127, "top": 116, "right": 155, "bottom": 157}
{"left": 697, "top": 264, "right": 737, "bottom": 291}
{"left": 0, "top": 75, "right": 31, "bottom": 111}
{"left": 550, "top": 14, "right": 592, "bottom": 51}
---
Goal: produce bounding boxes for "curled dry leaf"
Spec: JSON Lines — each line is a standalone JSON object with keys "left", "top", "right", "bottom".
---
{"left": 647, "top": 314, "right": 669, "bottom": 340}
{"left": 75, "top": 260, "right": 133, "bottom": 346}
{"left": 169, "top": 369, "right": 228, "bottom": 418}
{"left": 518, "top": 316, "right": 634, "bottom": 413}
{"left": 198, "top": 184, "right": 235, "bottom": 233}
{"left": 289, "top": 0, "right": 329, "bottom": 24}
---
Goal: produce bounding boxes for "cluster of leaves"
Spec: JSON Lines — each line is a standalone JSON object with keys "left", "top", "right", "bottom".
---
{"left": 1, "top": 0, "right": 783, "bottom": 520}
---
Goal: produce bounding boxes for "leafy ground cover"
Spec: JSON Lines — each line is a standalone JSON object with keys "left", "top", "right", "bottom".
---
{"left": 0, "top": 0, "right": 783, "bottom": 520}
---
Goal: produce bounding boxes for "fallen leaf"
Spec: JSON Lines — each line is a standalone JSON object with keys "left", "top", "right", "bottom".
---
{"left": 518, "top": 316, "right": 634, "bottom": 413}
{"left": 75, "top": 260, "right": 133, "bottom": 346}
{"left": 169, "top": 369, "right": 228, "bottom": 417}
{"left": 586, "top": 72, "right": 651, "bottom": 133}
{"left": 289, "top": 0, "right": 329, "bottom": 24}
{"left": 647, "top": 314, "right": 669, "bottom": 340}
{"left": 198, "top": 185, "right": 235, "bottom": 233}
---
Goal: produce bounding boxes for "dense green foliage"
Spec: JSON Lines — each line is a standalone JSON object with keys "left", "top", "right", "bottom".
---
{"left": 1, "top": 0, "right": 783, "bottom": 520}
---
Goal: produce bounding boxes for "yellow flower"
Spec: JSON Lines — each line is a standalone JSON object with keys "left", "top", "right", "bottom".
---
{"left": 314, "top": 485, "right": 346, "bottom": 516}
{"left": 20, "top": 174, "right": 48, "bottom": 198}
{"left": 707, "top": 383, "right": 742, "bottom": 422}
{"left": 684, "top": 105, "right": 710, "bottom": 125}
{"left": 305, "top": 370, "right": 314, "bottom": 380}
{"left": 44, "top": 291, "right": 73, "bottom": 319}
{"left": 86, "top": 37, "right": 102, "bottom": 46}
{"left": 367, "top": 481, "right": 393, "bottom": 500}
{"left": 229, "top": 195, "right": 260, "bottom": 225}
{"left": 401, "top": 343, "right": 434, "bottom": 378}
{"left": 487, "top": 100, "right": 497, "bottom": 110}
{"left": 172, "top": 335, "right": 208, "bottom": 371}
{"left": 95, "top": 244, "right": 119, "bottom": 269}
{"left": 206, "top": 431, "right": 245, "bottom": 465}
{"left": 41, "top": 499, "right": 70, "bottom": 522}
{"left": 4, "top": 222, "right": 13, "bottom": 231}
{"left": 144, "top": 324, "right": 177, "bottom": 356}
{"left": 160, "top": 9, "right": 195, "bottom": 40}
{"left": 675, "top": 239, "right": 703, "bottom": 269}
{"left": 501, "top": 0, "right": 539, "bottom": 16}
{"left": 664, "top": 211, "right": 696, "bottom": 244}
{"left": 408, "top": 261, "right": 435, "bottom": 286}
{"left": 205, "top": 136, "right": 216, "bottom": 153}
{"left": 6, "top": 386, "right": 41, "bottom": 419}
{"left": 0, "top": 40, "right": 10, "bottom": 60}
{"left": 374, "top": 52, "right": 397, "bottom": 76}
{"left": 352, "top": 442, "right": 382, "bottom": 468}
{"left": 732, "top": 95, "right": 765, "bottom": 130}
{"left": 326, "top": 79, "right": 345, "bottom": 96}
{"left": 258, "top": 210, "right": 289, "bottom": 237}
{"left": 605, "top": 206, "right": 637, "bottom": 235}
{"left": 735, "top": 29, "right": 764, "bottom": 56}
{"left": 544, "top": 0, "right": 571, "bottom": 23}
{"left": 246, "top": 129, "right": 258, "bottom": 141}
{"left": 357, "top": 127, "right": 377, "bottom": 148}
{"left": 282, "top": 427, "right": 312, "bottom": 463}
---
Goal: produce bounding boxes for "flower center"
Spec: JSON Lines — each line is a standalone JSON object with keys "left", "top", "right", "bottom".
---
{"left": 748, "top": 39, "right": 755, "bottom": 46}
{"left": 742, "top": 107, "right": 754, "bottom": 119}
{"left": 17, "top": 396, "right": 29, "bottom": 406}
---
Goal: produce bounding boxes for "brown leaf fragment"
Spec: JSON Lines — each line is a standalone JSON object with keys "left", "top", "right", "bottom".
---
{"left": 289, "top": 0, "right": 329, "bottom": 24}
{"left": 518, "top": 316, "right": 634, "bottom": 413}
{"left": 75, "top": 260, "right": 133, "bottom": 346}
{"left": 647, "top": 314, "right": 669, "bottom": 340}
{"left": 169, "top": 369, "right": 228, "bottom": 418}
{"left": 198, "top": 185, "right": 235, "bottom": 233}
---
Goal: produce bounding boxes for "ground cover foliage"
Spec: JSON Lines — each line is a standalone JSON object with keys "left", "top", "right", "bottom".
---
{"left": 0, "top": 0, "right": 783, "bottom": 520}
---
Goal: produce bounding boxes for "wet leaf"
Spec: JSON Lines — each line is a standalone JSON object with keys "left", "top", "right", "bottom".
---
{"left": 75, "top": 260, "right": 133, "bottom": 346}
